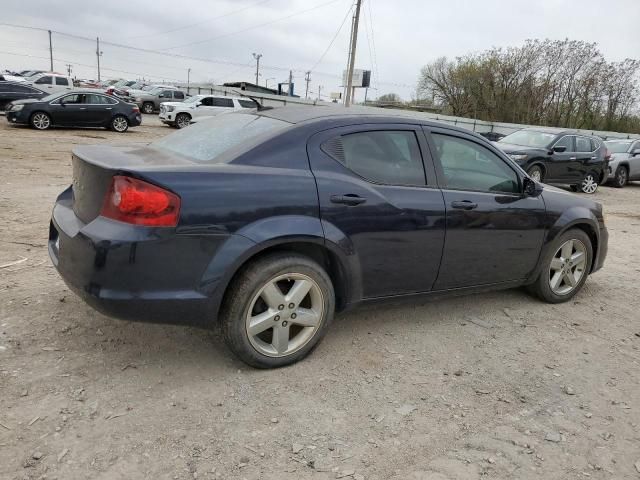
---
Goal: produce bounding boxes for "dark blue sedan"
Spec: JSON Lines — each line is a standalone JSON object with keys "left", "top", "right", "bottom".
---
{"left": 49, "top": 107, "right": 608, "bottom": 368}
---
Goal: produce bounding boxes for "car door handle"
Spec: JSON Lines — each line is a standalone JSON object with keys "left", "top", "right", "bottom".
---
{"left": 330, "top": 194, "right": 366, "bottom": 206}
{"left": 451, "top": 200, "right": 478, "bottom": 210}
{"left": 569, "top": 157, "right": 577, "bottom": 160}
{"left": 79, "top": 107, "right": 86, "bottom": 110}
{"left": 105, "top": 107, "right": 112, "bottom": 110}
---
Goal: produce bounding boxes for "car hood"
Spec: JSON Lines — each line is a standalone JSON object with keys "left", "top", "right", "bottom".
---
{"left": 9, "top": 98, "right": 42, "bottom": 106}
{"left": 495, "top": 142, "right": 548, "bottom": 155}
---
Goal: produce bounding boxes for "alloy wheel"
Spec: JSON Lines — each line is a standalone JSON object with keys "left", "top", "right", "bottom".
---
{"left": 112, "top": 117, "right": 128, "bottom": 132}
{"left": 143, "top": 103, "right": 154, "bottom": 114}
{"left": 616, "top": 168, "right": 627, "bottom": 187}
{"left": 32, "top": 113, "right": 50, "bottom": 130}
{"left": 529, "top": 168, "right": 542, "bottom": 182}
{"left": 176, "top": 114, "right": 190, "bottom": 129}
{"left": 246, "top": 273, "right": 324, "bottom": 357}
{"left": 548, "top": 239, "right": 587, "bottom": 295}
{"left": 581, "top": 174, "right": 598, "bottom": 194}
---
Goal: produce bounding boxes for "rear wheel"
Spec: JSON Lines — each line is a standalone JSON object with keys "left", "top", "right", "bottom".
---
{"left": 110, "top": 115, "right": 129, "bottom": 133}
{"left": 175, "top": 113, "right": 191, "bottom": 129}
{"left": 142, "top": 102, "right": 154, "bottom": 114}
{"left": 580, "top": 173, "right": 599, "bottom": 194}
{"left": 30, "top": 112, "right": 51, "bottom": 130}
{"left": 221, "top": 253, "right": 335, "bottom": 368}
{"left": 613, "top": 166, "right": 628, "bottom": 188}
{"left": 527, "top": 166, "right": 543, "bottom": 182}
{"left": 528, "top": 228, "right": 592, "bottom": 303}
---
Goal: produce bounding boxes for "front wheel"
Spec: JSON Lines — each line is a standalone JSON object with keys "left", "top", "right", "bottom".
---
{"left": 30, "top": 112, "right": 51, "bottom": 130}
{"left": 221, "top": 253, "right": 335, "bottom": 368}
{"left": 175, "top": 113, "right": 191, "bottom": 129}
{"left": 142, "top": 102, "right": 154, "bottom": 114}
{"left": 580, "top": 173, "right": 599, "bottom": 194}
{"left": 528, "top": 228, "right": 593, "bottom": 303}
{"left": 613, "top": 166, "right": 628, "bottom": 188}
{"left": 527, "top": 166, "right": 543, "bottom": 182}
{"left": 110, "top": 115, "right": 129, "bottom": 133}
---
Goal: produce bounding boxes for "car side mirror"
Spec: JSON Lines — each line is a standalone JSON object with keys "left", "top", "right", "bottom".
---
{"left": 523, "top": 177, "right": 539, "bottom": 197}
{"left": 553, "top": 146, "right": 567, "bottom": 153}
{"left": 632, "top": 149, "right": 640, "bottom": 157}
{"left": 158, "top": 94, "right": 164, "bottom": 98}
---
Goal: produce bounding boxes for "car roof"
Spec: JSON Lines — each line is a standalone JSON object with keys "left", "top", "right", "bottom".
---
{"left": 256, "top": 105, "right": 459, "bottom": 128}
{"left": 520, "top": 127, "right": 577, "bottom": 135}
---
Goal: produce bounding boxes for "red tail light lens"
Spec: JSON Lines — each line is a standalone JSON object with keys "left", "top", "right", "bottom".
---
{"left": 100, "top": 176, "right": 180, "bottom": 227}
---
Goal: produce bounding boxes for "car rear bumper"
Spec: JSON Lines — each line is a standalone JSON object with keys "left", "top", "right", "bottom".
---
{"left": 49, "top": 187, "right": 230, "bottom": 327}
{"left": 128, "top": 113, "right": 142, "bottom": 126}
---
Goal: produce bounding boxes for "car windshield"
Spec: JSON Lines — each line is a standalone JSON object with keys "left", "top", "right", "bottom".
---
{"left": 605, "top": 141, "right": 632, "bottom": 153}
{"left": 499, "top": 130, "right": 557, "bottom": 148}
{"left": 151, "top": 113, "right": 289, "bottom": 163}
{"left": 182, "top": 95, "right": 202, "bottom": 104}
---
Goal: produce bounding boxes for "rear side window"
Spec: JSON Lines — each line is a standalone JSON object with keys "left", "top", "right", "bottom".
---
{"left": 161, "top": 90, "right": 173, "bottom": 98}
{"left": 576, "top": 136, "right": 592, "bottom": 152}
{"left": 174, "top": 91, "right": 185, "bottom": 99}
{"left": 56, "top": 77, "right": 69, "bottom": 86}
{"left": 238, "top": 99, "right": 256, "bottom": 108}
{"left": 200, "top": 97, "right": 214, "bottom": 106}
{"left": 151, "top": 114, "right": 288, "bottom": 163}
{"left": 324, "top": 130, "right": 426, "bottom": 186}
{"left": 432, "top": 133, "right": 519, "bottom": 193}
{"left": 35, "top": 76, "right": 52, "bottom": 85}
{"left": 212, "top": 97, "right": 234, "bottom": 108}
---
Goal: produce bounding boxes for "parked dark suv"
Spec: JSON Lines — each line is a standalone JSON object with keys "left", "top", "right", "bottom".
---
{"left": 49, "top": 108, "right": 608, "bottom": 368}
{"left": 496, "top": 128, "right": 608, "bottom": 194}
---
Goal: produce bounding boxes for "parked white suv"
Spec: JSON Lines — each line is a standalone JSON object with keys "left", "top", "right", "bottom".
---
{"left": 28, "top": 73, "right": 74, "bottom": 93}
{"left": 159, "top": 94, "right": 257, "bottom": 128}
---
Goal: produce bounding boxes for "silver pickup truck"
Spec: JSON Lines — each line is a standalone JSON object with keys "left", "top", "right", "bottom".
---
{"left": 133, "top": 86, "right": 187, "bottom": 114}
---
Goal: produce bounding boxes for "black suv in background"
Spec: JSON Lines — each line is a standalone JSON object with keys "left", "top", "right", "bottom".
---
{"left": 0, "top": 81, "right": 46, "bottom": 111}
{"left": 496, "top": 128, "right": 608, "bottom": 193}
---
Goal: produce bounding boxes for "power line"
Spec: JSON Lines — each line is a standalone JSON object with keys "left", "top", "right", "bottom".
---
{"left": 161, "top": 0, "right": 345, "bottom": 51}
{"left": 309, "top": 1, "right": 353, "bottom": 73}
{"left": 124, "top": 0, "right": 273, "bottom": 40}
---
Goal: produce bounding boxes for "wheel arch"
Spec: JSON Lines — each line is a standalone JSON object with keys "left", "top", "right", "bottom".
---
{"left": 548, "top": 209, "right": 601, "bottom": 273}
{"left": 527, "top": 161, "right": 547, "bottom": 177}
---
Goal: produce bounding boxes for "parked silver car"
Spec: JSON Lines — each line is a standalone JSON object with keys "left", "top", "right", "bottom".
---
{"left": 605, "top": 139, "right": 640, "bottom": 187}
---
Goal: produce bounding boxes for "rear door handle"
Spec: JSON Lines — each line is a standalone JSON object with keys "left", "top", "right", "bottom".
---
{"left": 330, "top": 194, "right": 367, "bottom": 206}
{"left": 451, "top": 200, "right": 478, "bottom": 210}
{"left": 569, "top": 157, "right": 577, "bottom": 160}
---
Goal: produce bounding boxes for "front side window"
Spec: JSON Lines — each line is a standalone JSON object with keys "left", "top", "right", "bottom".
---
{"left": 35, "top": 76, "right": 52, "bottom": 85}
{"left": 200, "top": 97, "right": 214, "bottom": 106}
{"left": 326, "top": 130, "right": 426, "bottom": 186}
{"left": 212, "top": 97, "right": 234, "bottom": 108}
{"left": 432, "top": 133, "right": 519, "bottom": 194}
{"left": 55, "top": 94, "right": 83, "bottom": 104}
{"left": 554, "top": 136, "right": 575, "bottom": 152}
{"left": 576, "top": 136, "right": 592, "bottom": 152}
{"left": 56, "top": 77, "right": 69, "bottom": 86}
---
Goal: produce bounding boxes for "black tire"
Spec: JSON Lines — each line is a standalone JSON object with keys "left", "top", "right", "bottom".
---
{"left": 175, "top": 113, "right": 191, "bottom": 129}
{"left": 30, "top": 111, "right": 51, "bottom": 130}
{"left": 221, "top": 253, "right": 335, "bottom": 368}
{"left": 142, "top": 102, "right": 155, "bottom": 114}
{"left": 613, "top": 166, "right": 628, "bottom": 188}
{"left": 528, "top": 228, "right": 593, "bottom": 304}
{"left": 110, "top": 115, "right": 129, "bottom": 133}
{"left": 527, "top": 165, "right": 543, "bottom": 182}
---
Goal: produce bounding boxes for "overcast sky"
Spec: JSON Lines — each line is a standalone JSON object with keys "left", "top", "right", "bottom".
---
{"left": 1, "top": 0, "right": 639, "bottom": 101}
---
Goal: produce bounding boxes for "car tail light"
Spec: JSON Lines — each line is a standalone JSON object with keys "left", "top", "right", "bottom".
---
{"left": 132, "top": 106, "right": 140, "bottom": 113}
{"left": 604, "top": 149, "right": 611, "bottom": 162}
{"left": 100, "top": 175, "right": 180, "bottom": 227}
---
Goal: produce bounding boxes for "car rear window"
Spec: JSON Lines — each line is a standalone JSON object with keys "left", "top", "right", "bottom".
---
{"left": 150, "top": 113, "right": 289, "bottom": 163}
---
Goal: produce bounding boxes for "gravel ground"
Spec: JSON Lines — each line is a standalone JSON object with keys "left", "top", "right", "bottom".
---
{"left": 1, "top": 115, "right": 640, "bottom": 480}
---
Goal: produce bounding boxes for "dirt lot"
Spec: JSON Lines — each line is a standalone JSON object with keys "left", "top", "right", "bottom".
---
{"left": 1, "top": 115, "right": 640, "bottom": 480}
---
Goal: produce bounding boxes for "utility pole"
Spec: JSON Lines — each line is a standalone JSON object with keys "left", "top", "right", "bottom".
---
{"left": 288, "top": 70, "right": 293, "bottom": 96}
{"left": 96, "top": 37, "right": 103, "bottom": 82}
{"left": 304, "top": 71, "right": 311, "bottom": 99}
{"left": 344, "top": 0, "right": 362, "bottom": 107}
{"left": 252, "top": 53, "right": 262, "bottom": 85}
{"left": 187, "top": 68, "right": 191, "bottom": 94}
{"left": 65, "top": 64, "right": 72, "bottom": 77}
{"left": 318, "top": 85, "right": 323, "bottom": 102}
{"left": 48, "top": 30, "right": 53, "bottom": 71}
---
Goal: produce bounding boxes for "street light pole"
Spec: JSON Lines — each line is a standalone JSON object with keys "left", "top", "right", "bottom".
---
{"left": 48, "top": 30, "right": 53, "bottom": 71}
{"left": 252, "top": 53, "right": 262, "bottom": 85}
{"left": 187, "top": 68, "right": 191, "bottom": 94}
{"left": 304, "top": 71, "right": 311, "bottom": 99}
{"left": 96, "top": 37, "right": 102, "bottom": 82}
